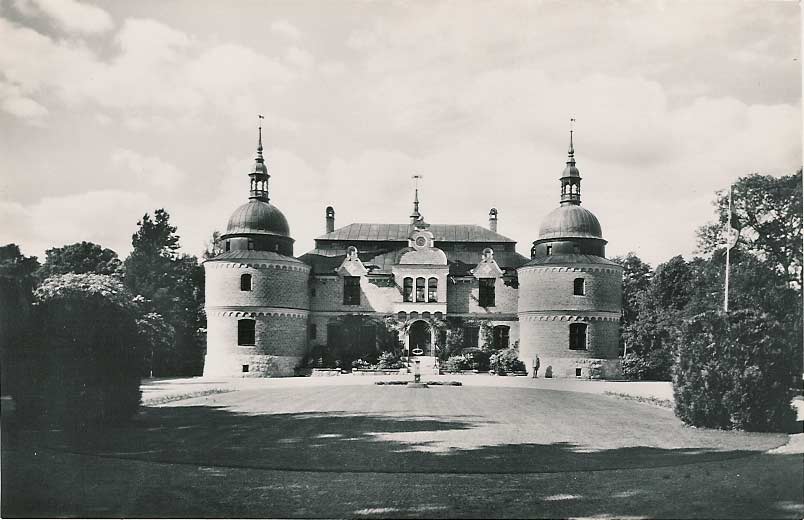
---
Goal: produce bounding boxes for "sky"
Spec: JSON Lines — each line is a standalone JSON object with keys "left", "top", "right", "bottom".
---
{"left": 0, "top": 0, "right": 800, "bottom": 268}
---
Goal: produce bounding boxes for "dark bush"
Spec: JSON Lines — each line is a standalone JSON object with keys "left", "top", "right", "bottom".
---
{"left": 673, "top": 309, "right": 797, "bottom": 432}
{"left": 11, "top": 274, "right": 142, "bottom": 427}
{"left": 443, "top": 355, "right": 471, "bottom": 372}
{"left": 489, "top": 348, "right": 526, "bottom": 375}
{"left": 376, "top": 351, "right": 405, "bottom": 369}
{"left": 621, "top": 349, "right": 673, "bottom": 381}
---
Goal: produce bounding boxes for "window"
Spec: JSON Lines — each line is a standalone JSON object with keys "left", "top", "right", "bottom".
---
{"left": 464, "top": 326, "right": 480, "bottom": 349}
{"left": 415, "top": 277, "right": 426, "bottom": 302}
{"left": 569, "top": 323, "right": 587, "bottom": 350}
{"left": 238, "top": 319, "right": 256, "bottom": 346}
{"left": 310, "top": 287, "right": 317, "bottom": 297}
{"left": 242, "top": 364, "right": 249, "bottom": 373}
{"left": 403, "top": 277, "right": 413, "bottom": 302}
{"left": 343, "top": 276, "right": 360, "bottom": 305}
{"left": 546, "top": 245, "right": 552, "bottom": 256}
{"left": 428, "top": 277, "right": 438, "bottom": 302}
{"left": 225, "top": 240, "right": 231, "bottom": 252}
{"left": 240, "top": 274, "right": 252, "bottom": 291}
{"left": 575, "top": 368, "right": 582, "bottom": 377}
{"left": 479, "top": 278, "right": 496, "bottom": 307}
{"left": 247, "top": 239, "right": 255, "bottom": 251}
{"left": 574, "top": 278, "right": 585, "bottom": 296}
{"left": 493, "top": 325, "right": 510, "bottom": 350}
{"left": 309, "top": 324, "right": 317, "bottom": 340}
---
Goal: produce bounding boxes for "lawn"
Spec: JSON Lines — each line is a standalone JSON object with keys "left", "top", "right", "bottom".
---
{"left": 2, "top": 380, "right": 802, "bottom": 518}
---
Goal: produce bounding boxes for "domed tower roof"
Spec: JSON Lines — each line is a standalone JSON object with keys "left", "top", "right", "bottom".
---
{"left": 538, "top": 205, "right": 602, "bottom": 240}
{"left": 226, "top": 200, "right": 290, "bottom": 237}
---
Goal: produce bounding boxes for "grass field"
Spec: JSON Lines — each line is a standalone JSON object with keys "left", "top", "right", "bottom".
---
{"left": 2, "top": 379, "right": 802, "bottom": 518}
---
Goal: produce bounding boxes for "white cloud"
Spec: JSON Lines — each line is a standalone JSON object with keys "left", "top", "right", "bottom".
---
{"left": 1, "top": 190, "right": 152, "bottom": 258}
{"left": 270, "top": 19, "right": 301, "bottom": 40}
{"left": 17, "top": 0, "right": 113, "bottom": 34}
{"left": 0, "top": 81, "right": 47, "bottom": 120}
{"left": 111, "top": 148, "right": 187, "bottom": 191}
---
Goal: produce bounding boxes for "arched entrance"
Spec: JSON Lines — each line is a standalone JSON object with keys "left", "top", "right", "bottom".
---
{"left": 408, "top": 320, "right": 432, "bottom": 357}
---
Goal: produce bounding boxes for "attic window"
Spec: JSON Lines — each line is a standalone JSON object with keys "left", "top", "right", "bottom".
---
{"left": 546, "top": 245, "right": 552, "bottom": 256}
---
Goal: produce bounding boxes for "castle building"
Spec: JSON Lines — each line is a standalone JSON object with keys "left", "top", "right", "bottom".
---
{"left": 204, "top": 126, "right": 623, "bottom": 378}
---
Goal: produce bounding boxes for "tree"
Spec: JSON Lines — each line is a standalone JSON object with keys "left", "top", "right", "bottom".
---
{"left": 673, "top": 309, "right": 796, "bottom": 432}
{"left": 620, "top": 256, "right": 694, "bottom": 380}
{"left": 10, "top": 274, "right": 142, "bottom": 426}
{"left": 697, "top": 170, "right": 802, "bottom": 287}
{"left": 37, "top": 241, "right": 121, "bottom": 279}
{"left": 123, "top": 209, "right": 205, "bottom": 376}
{"left": 203, "top": 230, "right": 224, "bottom": 259}
{"left": 0, "top": 244, "right": 40, "bottom": 392}
{"left": 611, "top": 252, "right": 652, "bottom": 328}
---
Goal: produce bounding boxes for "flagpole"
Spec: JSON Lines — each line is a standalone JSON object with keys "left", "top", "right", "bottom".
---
{"left": 724, "top": 185, "right": 732, "bottom": 312}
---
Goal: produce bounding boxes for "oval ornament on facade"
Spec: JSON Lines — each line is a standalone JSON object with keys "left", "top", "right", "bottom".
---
{"left": 411, "top": 347, "right": 424, "bottom": 356}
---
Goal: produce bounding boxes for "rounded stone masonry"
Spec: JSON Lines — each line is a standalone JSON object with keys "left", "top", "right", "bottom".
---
{"left": 205, "top": 311, "right": 308, "bottom": 377}
{"left": 517, "top": 262, "right": 623, "bottom": 379}
{"left": 204, "top": 252, "right": 310, "bottom": 377}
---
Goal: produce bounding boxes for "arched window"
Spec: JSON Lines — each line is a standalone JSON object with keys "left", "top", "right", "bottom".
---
{"left": 403, "top": 277, "right": 413, "bottom": 302}
{"left": 238, "top": 319, "right": 256, "bottom": 346}
{"left": 415, "top": 277, "right": 426, "bottom": 302}
{"left": 427, "top": 277, "right": 438, "bottom": 302}
{"left": 569, "top": 323, "right": 587, "bottom": 350}
{"left": 573, "top": 277, "right": 585, "bottom": 296}
{"left": 241, "top": 274, "right": 252, "bottom": 291}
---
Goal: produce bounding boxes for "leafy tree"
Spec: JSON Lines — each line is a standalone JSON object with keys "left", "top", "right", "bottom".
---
{"left": 673, "top": 309, "right": 796, "bottom": 432}
{"left": 611, "top": 252, "right": 652, "bottom": 329}
{"left": 0, "top": 244, "right": 40, "bottom": 392}
{"left": 123, "top": 209, "right": 205, "bottom": 376}
{"left": 697, "top": 170, "right": 802, "bottom": 287}
{"left": 10, "top": 274, "right": 142, "bottom": 426}
{"left": 37, "top": 241, "right": 120, "bottom": 279}
{"left": 203, "top": 230, "right": 224, "bottom": 259}
{"left": 620, "top": 256, "right": 694, "bottom": 380}
{"left": 136, "top": 312, "right": 176, "bottom": 378}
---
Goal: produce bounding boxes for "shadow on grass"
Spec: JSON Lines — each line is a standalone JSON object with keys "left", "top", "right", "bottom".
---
{"left": 2, "top": 403, "right": 803, "bottom": 518}
{"left": 1, "top": 404, "right": 789, "bottom": 474}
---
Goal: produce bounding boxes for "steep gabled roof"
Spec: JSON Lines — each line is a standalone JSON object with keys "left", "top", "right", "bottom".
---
{"left": 315, "top": 223, "right": 516, "bottom": 243}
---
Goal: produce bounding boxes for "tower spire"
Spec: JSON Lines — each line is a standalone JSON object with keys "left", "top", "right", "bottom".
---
{"left": 249, "top": 115, "right": 270, "bottom": 202}
{"left": 560, "top": 117, "right": 582, "bottom": 206}
{"left": 410, "top": 174, "right": 423, "bottom": 224}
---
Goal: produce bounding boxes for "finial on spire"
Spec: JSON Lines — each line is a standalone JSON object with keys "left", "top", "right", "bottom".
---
{"left": 410, "top": 174, "right": 423, "bottom": 224}
{"left": 568, "top": 117, "right": 575, "bottom": 158}
{"left": 257, "top": 114, "right": 264, "bottom": 155}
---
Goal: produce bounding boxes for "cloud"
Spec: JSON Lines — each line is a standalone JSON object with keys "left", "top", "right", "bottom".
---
{"left": 111, "top": 148, "right": 187, "bottom": 191}
{"left": 270, "top": 19, "right": 301, "bottom": 40}
{"left": 16, "top": 0, "right": 113, "bottom": 34}
{"left": 0, "top": 81, "right": 47, "bottom": 120}
{"left": 1, "top": 190, "right": 152, "bottom": 258}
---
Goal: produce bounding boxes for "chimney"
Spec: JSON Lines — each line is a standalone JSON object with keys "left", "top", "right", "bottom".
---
{"left": 325, "top": 206, "right": 335, "bottom": 233}
{"left": 489, "top": 208, "right": 498, "bottom": 232}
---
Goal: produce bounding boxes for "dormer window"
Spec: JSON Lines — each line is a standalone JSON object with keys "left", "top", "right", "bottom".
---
{"left": 479, "top": 278, "right": 496, "bottom": 307}
{"left": 403, "top": 277, "right": 413, "bottom": 302}
{"left": 546, "top": 245, "right": 552, "bottom": 256}
{"left": 343, "top": 276, "right": 360, "bottom": 305}
{"left": 427, "top": 277, "right": 438, "bottom": 302}
{"left": 415, "top": 277, "right": 426, "bottom": 302}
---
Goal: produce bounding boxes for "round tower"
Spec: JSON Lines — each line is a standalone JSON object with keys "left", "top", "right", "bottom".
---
{"left": 517, "top": 126, "right": 623, "bottom": 379}
{"left": 203, "top": 125, "right": 310, "bottom": 377}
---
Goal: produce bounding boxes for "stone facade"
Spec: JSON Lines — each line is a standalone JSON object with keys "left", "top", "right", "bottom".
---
{"left": 203, "top": 130, "right": 623, "bottom": 379}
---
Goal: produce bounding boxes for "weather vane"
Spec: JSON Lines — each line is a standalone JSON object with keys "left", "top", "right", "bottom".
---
{"left": 412, "top": 173, "right": 423, "bottom": 190}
